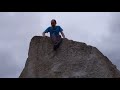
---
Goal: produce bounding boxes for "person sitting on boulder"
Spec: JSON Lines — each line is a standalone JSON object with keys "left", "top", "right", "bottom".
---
{"left": 42, "top": 19, "right": 65, "bottom": 50}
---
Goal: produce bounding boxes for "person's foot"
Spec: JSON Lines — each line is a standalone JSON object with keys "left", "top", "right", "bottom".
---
{"left": 53, "top": 45, "right": 57, "bottom": 51}
{"left": 53, "top": 39, "right": 62, "bottom": 51}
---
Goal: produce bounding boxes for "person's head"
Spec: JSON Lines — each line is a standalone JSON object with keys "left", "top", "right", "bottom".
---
{"left": 51, "top": 19, "right": 57, "bottom": 27}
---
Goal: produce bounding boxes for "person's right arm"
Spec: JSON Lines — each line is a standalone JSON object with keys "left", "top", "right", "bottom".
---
{"left": 42, "top": 32, "right": 46, "bottom": 37}
{"left": 42, "top": 27, "right": 50, "bottom": 37}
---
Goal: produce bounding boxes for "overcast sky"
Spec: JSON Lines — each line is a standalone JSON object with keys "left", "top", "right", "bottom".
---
{"left": 0, "top": 12, "right": 120, "bottom": 78}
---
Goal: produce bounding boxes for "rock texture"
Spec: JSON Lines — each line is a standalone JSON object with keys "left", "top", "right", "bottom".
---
{"left": 19, "top": 36, "right": 120, "bottom": 78}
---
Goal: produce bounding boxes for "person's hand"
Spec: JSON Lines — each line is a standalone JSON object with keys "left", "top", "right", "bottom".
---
{"left": 43, "top": 36, "right": 47, "bottom": 39}
{"left": 42, "top": 32, "right": 46, "bottom": 37}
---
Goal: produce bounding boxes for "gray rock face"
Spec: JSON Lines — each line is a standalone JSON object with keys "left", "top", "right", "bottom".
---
{"left": 19, "top": 36, "right": 120, "bottom": 78}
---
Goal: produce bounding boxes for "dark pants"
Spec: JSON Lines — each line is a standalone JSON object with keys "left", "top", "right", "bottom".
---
{"left": 51, "top": 35, "right": 62, "bottom": 50}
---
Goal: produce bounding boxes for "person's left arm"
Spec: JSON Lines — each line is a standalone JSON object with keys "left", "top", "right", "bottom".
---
{"left": 59, "top": 26, "right": 65, "bottom": 38}
{"left": 61, "top": 31, "right": 65, "bottom": 38}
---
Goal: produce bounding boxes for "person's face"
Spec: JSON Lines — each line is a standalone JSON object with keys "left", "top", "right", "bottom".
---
{"left": 51, "top": 20, "right": 56, "bottom": 27}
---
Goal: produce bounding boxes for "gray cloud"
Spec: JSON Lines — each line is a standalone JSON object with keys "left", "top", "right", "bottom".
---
{"left": 98, "top": 13, "right": 120, "bottom": 69}
{"left": 0, "top": 50, "right": 20, "bottom": 78}
{"left": 0, "top": 12, "right": 41, "bottom": 78}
